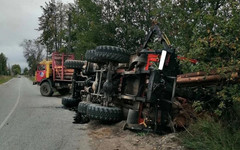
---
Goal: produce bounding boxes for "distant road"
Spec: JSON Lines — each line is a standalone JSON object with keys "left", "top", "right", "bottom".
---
{"left": 0, "top": 77, "right": 91, "bottom": 150}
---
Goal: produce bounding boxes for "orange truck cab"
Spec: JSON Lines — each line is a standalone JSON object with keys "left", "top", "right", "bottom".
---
{"left": 33, "top": 52, "right": 74, "bottom": 96}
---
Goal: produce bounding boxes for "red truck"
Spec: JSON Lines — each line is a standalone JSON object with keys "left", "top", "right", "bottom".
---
{"left": 33, "top": 52, "right": 75, "bottom": 96}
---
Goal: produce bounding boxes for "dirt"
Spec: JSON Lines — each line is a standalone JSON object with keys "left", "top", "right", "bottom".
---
{"left": 87, "top": 121, "right": 186, "bottom": 150}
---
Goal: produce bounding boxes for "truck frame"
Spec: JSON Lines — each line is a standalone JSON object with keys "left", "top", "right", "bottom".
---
{"left": 62, "top": 23, "right": 180, "bottom": 133}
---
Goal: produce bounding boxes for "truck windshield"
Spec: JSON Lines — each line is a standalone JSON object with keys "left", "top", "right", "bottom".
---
{"left": 38, "top": 65, "right": 46, "bottom": 71}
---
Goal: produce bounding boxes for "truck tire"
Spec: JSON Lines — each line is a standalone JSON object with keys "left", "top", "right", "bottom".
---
{"left": 58, "top": 88, "right": 70, "bottom": 95}
{"left": 85, "top": 46, "right": 130, "bottom": 63}
{"left": 40, "top": 82, "right": 53, "bottom": 96}
{"left": 85, "top": 50, "right": 100, "bottom": 63}
{"left": 62, "top": 97, "right": 79, "bottom": 107}
{"left": 87, "top": 104, "right": 122, "bottom": 122}
{"left": 96, "top": 45, "right": 129, "bottom": 55}
{"left": 96, "top": 45, "right": 130, "bottom": 63}
{"left": 78, "top": 102, "right": 90, "bottom": 115}
{"left": 64, "top": 60, "right": 85, "bottom": 69}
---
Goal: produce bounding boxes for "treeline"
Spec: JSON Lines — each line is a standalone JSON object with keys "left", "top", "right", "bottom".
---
{"left": 23, "top": 0, "right": 240, "bottom": 75}
{"left": 21, "top": 39, "right": 44, "bottom": 76}
{"left": 0, "top": 53, "right": 22, "bottom": 76}
{"left": 35, "top": 0, "right": 240, "bottom": 72}
{"left": 37, "top": 0, "right": 157, "bottom": 58}
{"left": 21, "top": 0, "right": 240, "bottom": 74}
{"left": 21, "top": 0, "right": 240, "bottom": 79}
{"left": 0, "top": 53, "right": 8, "bottom": 75}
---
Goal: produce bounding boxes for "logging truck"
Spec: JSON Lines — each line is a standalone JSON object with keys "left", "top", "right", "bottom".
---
{"left": 61, "top": 24, "right": 181, "bottom": 133}
{"left": 33, "top": 52, "right": 75, "bottom": 96}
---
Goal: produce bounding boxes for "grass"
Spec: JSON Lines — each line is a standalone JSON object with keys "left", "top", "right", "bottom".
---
{"left": 0, "top": 75, "right": 13, "bottom": 84}
{"left": 27, "top": 76, "right": 35, "bottom": 82}
{"left": 179, "top": 117, "right": 240, "bottom": 150}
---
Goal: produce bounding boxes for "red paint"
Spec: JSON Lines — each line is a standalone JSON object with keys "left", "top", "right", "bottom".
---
{"left": 52, "top": 52, "right": 75, "bottom": 81}
{"left": 177, "top": 56, "right": 198, "bottom": 64}
{"left": 144, "top": 52, "right": 198, "bottom": 71}
{"left": 36, "top": 64, "right": 46, "bottom": 82}
{"left": 145, "top": 54, "right": 159, "bottom": 70}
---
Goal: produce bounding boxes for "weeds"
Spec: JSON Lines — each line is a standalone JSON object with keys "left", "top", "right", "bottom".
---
{"left": 179, "top": 117, "right": 240, "bottom": 150}
{"left": 0, "top": 76, "right": 12, "bottom": 84}
{"left": 137, "top": 132, "right": 146, "bottom": 136}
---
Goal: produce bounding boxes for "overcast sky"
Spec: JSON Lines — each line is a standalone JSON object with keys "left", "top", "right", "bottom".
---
{"left": 0, "top": 0, "right": 73, "bottom": 71}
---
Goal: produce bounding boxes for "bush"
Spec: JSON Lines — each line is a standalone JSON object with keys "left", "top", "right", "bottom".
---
{"left": 179, "top": 117, "right": 240, "bottom": 150}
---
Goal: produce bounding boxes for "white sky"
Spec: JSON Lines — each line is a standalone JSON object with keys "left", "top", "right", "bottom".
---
{"left": 0, "top": 0, "right": 73, "bottom": 71}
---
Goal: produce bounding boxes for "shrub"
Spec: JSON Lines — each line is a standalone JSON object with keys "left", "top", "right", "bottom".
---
{"left": 179, "top": 117, "right": 240, "bottom": 150}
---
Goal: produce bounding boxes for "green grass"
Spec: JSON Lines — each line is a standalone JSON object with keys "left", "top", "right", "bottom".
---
{"left": 27, "top": 76, "right": 35, "bottom": 82}
{"left": 179, "top": 117, "right": 240, "bottom": 150}
{"left": 0, "top": 76, "right": 13, "bottom": 84}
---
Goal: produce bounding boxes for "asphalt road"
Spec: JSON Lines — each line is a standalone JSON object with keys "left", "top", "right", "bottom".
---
{"left": 0, "top": 77, "right": 91, "bottom": 150}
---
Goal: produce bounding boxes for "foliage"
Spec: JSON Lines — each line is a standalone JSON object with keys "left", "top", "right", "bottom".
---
{"left": 216, "top": 85, "right": 240, "bottom": 129}
{"left": 192, "top": 101, "right": 204, "bottom": 113}
{"left": 37, "top": 0, "right": 240, "bottom": 67}
{"left": 21, "top": 39, "right": 44, "bottom": 76}
{"left": 0, "top": 53, "right": 8, "bottom": 75}
{"left": 155, "top": 0, "right": 240, "bottom": 73}
{"left": 180, "top": 117, "right": 240, "bottom": 150}
{"left": 69, "top": 0, "right": 104, "bottom": 58}
{"left": 23, "top": 67, "right": 29, "bottom": 75}
{"left": 37, "top": 0, "right": 158, "bottom": 58}
{"left": 11, "top": 64, "right": 21, "bottom": 75}
{"left": 38, "top": 0, "right": 68, "bottom": 54}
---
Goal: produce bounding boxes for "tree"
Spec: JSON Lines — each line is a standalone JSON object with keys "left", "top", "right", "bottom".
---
{"left": 23, "top": 67, "right": 29, "bottom": 75}
{"left": 0, "top": 53, "right": 8, "bottom": 75}
{"left": 11, "top": 64, "right": 21, "bottom": 75}
{"left": 72, "top": 0, "right": 104, "bottom": 56}
{"left": 108, "top": 0, "right": 157, "bottom": 51}
{"left": 153, "top": 0, "right": 240, "bottom": 73}
{"left": 38, "top": 0, "right": 68, "bottom": 55}
{"left": 21, "top": 39, "right": 44, "bottom": 76}
{"left": 37, "top": 0, "right": 160, "bottom": 57}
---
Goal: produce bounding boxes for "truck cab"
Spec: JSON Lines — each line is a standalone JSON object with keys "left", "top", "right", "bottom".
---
{"left": 34, "top": 52, "right": 75, "bottom": 96}
{"left": 35, "top": 60, "right": 52, "bottom": 83}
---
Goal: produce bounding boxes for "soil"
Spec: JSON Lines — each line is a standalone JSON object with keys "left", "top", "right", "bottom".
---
{"left": 87, "top": 121, "right": 186, "bottom": 150}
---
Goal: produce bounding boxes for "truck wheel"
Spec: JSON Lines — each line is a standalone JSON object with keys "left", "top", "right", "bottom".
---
{"left": 64, "top": 60, "right": 85, "bottom": 69}
{"left": 78, "top": 102, "right": 90, "bottom": 115}
{"left": 58, "top": 88, "right": 70, "bottom": 95}
{"left": 85, "top": 46, "right": 130, "bottom": 63}
{"left": 96, "top": 45, "right": 129, "bottom": 55}
{"left": 85, "top": 50, "right": 99, "bottom": 63}
{"left": 40, "top": 82, "right": 53, "bottom": 96}
{"left": 87, "top": 104, "right": 122, "bottom": 122}
{"left": 62, "top": 97, "right": 79, "bottom": 107}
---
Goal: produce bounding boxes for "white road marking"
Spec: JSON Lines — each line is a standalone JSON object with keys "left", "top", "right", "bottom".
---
{"left": 0, "top": 79, "right": 21, "bottom": 130}
{"left": 3, "top": 78, "right": 14, "bottom": 85}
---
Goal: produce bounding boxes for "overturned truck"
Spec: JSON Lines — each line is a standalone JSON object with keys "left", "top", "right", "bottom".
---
{"left": 62, "top": 24, "right": 180, "bottom": 133}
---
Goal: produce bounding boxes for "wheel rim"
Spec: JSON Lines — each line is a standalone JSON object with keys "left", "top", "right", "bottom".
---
{"left": 42, "top": 85, "right": 48, "bottom": 94}
{"left": 41, "top": 84, "right": 50, "bottom": 95}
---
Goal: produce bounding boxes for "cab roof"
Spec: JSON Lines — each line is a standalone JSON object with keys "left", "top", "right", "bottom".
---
{"left": 39, "top": 60, "right": 52, "bottom": 65}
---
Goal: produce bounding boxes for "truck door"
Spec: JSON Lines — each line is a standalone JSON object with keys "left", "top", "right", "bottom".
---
{"left": 36, "top": 64, "right": 46, "bottom": 82}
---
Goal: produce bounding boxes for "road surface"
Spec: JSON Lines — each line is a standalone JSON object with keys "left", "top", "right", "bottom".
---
{"left": 0, "top": 77, "right": 91, "bottom": 150}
